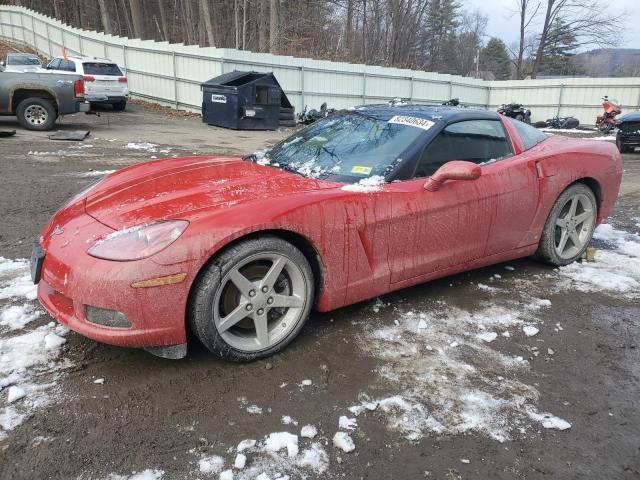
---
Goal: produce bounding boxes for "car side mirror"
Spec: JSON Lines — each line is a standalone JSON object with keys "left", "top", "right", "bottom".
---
{"left": 424, "top": 160, "right": 481, "bottom": 191}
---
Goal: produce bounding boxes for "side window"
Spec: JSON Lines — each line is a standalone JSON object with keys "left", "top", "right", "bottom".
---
{"left": 507, "top": 118, "right": 548, "bottom": 150}
{"left": 48, "top": 58, "right": 61, "bottom": 70}
{"left": 415, "top": 120, "right": 512, "bottom": 178}
{"left": 59, "top": 60, "right": 76, "bottom": 72}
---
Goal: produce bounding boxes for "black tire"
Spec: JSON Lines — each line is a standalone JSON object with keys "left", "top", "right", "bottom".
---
{"left": 616, "top": 136, "right": 633, "bottom": 153}
{"left": 189, "top": 236, "right": 314, "bottom": 362}
{"left": 16, "top": 97, "right": 57, "bottom": 131}
{"left": 279, "top": 112, "right": 295, "bottom": 121}
{"left": 536, "top": 183, "right": 597, "bottom": 266}
{"left": 113, "top": 100, "right": 127, "bottom": 111}
{"left": 515, "top": 113, "right": 525, "bottom": 122}
{"left": 279, "top": 119, "right": 297, "bottom": 128}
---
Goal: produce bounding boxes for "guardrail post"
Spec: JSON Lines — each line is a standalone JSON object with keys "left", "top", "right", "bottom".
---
{"left": 300, "top": 66, "right": 305, "bottom": 111}
{"left": 121, "top": 44, "right": 127, "bottom": 72}
{"left": 45, "top": 22, "right": 52, "bottom": 57}
{"left": 172, "top": 50, "right": 179, "bottom": 110}
{"left": 448, "top": 81, "right": 453, "bottom": 101}
{"left": 78, "top": 32, "right": 83, "bottom": 56}
{"left": 557, "top": 84, "right": 564, "bottom": 116}
{"left": 103, "top": 38, "right": 107, "bottom": 59}
{"left": 362, "top": 71, "right": 367, "bottom": 104}
{"left": 409, "top": 76, "right": 414, "bottom": 102}
{"left": 31, "top": 15, "right": 35, "bottom": 48}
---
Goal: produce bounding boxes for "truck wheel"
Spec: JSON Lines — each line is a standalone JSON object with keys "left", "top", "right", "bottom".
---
{"left": 16, "top": 97, "right": 57, "bottom": 131}
{"left": 113, "top": 100, "right": 127, "bottom": 111}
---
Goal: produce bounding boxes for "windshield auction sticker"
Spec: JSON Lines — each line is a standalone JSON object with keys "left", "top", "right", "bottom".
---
{"left": 388, "top": 115, "right": 435, "bottom": 131}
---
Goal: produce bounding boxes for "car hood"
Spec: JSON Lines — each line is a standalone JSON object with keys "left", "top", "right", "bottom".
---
{"left": 85, "top": 156, "right": 338, "bottom": 229}
{"left": 618, "top": 111, "right": 640, "bottom": 122}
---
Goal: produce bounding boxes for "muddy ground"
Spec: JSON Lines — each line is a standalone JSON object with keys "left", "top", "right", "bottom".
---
{"left": 0, "top": 104, "right": 638, "bottom": 480}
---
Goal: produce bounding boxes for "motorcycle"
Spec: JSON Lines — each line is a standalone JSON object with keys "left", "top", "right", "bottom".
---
{"left": 297, "top": 102, "right": 335, "bottom": 125}
{"left": 442, "top": 98, "right": 460, "bottom": 106}
{"left": 544, "top": 115, "right": 580, "bottom": 130}
{"left": 498, "top": 103, "right": 531, "bottom": 124}
{"left": 595, "top": 96, "right": 622, "bottom": 133}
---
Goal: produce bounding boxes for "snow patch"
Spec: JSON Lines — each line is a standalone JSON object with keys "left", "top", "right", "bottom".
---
{"left": 332, "top": 432, "right": 355, "bottom": 452}
{"left": 341, "top": 175, "right": 386, "bottom": 193}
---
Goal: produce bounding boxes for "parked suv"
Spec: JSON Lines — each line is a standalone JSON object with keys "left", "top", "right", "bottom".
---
{"left": 46, "top": 56, "right": 129, "bottom": 111}
{"left": 0, "top": 53, "right": 43, "bottom": 72}
{"left": 616, "top": 111, "right": 640, "bottom": 153}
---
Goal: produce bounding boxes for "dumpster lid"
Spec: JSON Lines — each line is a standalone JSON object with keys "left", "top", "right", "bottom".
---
{"left": 202, "top": 70, "right": 272, "bottom": 87}
{"left": 201, "top": 70, "right": 293, "bottom": 109}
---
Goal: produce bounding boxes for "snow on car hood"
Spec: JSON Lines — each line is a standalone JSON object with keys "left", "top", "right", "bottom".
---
{"left": 85, "top": 156, "right": 336, "bottom": 229}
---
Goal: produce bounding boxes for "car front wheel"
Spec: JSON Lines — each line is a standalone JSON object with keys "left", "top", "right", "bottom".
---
{"left": 536, "top": 183, "right": 597, "bottom": 266}
{"left": 189, "top": 236, "right": 314, "bottom": 361}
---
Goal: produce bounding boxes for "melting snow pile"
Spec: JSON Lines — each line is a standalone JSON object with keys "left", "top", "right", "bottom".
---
{"left": 194, "top": 427, "right": 330, "bottom": 479}
{"left": 356, "top": 301, "right": 559, "bottom": 442}
{"left": 558, "top": 224, "right": 640, "bottom": 295}
{"left": 0, "top": 257, "right": 70, "bottom": 440}
{"left": 125, "top": 142, "right": 158, "bottom": 153}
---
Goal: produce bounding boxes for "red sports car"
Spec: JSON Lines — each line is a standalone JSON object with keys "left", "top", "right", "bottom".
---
{"left": 31, "top": 106, "right": 622, "bottom": 361}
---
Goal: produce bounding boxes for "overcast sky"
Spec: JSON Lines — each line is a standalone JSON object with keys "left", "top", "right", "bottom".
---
{"left": 463, "top": 0, "right": 640, "bottom": 51}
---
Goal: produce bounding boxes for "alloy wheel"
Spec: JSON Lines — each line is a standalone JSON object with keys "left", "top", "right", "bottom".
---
{"left": 212, "top": 252, "right": 307, "bottom": 352}
{"left": 24, "top": 104, "right": 48, "bottom": 126}
{"left": 554, "top": 193, "right": 596, "bottom": 259}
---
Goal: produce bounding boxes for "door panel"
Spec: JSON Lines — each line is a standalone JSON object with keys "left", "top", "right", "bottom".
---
{"left": 481, "top": 154, "right": 540, "bottom": 255}
{"left": 387, "top": 178, "right": 494, "bottom": 283}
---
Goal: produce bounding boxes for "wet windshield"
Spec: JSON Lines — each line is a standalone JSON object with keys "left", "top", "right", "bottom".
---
{"left": 257, "top": 113, "right": 427, "bottom": 183}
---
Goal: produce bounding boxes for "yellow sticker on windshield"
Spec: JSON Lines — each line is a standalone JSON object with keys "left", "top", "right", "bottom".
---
{"left": 351, "top": 166, "right": 372, "bottom": 175}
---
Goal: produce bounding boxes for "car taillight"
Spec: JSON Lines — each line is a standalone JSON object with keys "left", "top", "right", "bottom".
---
{"left": 118, "top": 76, "right": 128, "bottom": 83}
{"left": 74, "top": 79, "right": 84, "bottom": 98}
{"left": 83, "top": 75, "right": 95, "bottom": 82}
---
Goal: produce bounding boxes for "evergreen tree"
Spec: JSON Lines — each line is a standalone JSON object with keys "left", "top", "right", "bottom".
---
{"left": 538, "top": 18, "right": 583, "bottom": 76}
{"left": 481, "top": 37, "right": 511, "bottom": 80}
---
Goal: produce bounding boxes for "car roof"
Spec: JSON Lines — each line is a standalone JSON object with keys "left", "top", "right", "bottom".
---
{"left": 54, "top": 56, "right": 116, "bottom": 64}
{"left": 344, "top": 104, "right": 501, "bottom": 123}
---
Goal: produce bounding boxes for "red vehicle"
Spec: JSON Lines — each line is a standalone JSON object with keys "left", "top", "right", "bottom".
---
{"left": 31, "top": 106, "right": 622, "bottom": 361}
{"left": 596, "top": 96, "right": 622, "bottom": 133}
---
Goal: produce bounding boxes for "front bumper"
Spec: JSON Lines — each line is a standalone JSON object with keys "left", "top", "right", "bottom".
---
{"left": 35, "top": 209, "right": 192, "bottom": 351}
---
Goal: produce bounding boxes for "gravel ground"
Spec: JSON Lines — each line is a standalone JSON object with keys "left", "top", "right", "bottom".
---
{"left": 0, "top": 104, "right": 638, "bottom": 480}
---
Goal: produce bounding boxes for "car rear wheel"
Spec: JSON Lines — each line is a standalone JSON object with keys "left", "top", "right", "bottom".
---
{"left": 16, "top": 97, "right": 56, "bottom": 131}
{"left": 515, "top": 113, "right": 524, "bottom": 122}
{"left": 536, "top": 183, "right": 597, "bottom": 266}
{"left": 113, "top": 100, "right": 127, "bottom": 111}
{"left": 189, "top": 236, "right": 314, "bottom": 361}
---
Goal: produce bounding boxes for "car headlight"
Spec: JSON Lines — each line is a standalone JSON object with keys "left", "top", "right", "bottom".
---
{"left": 87, "top": 220, "right": 189, "bottom": 261}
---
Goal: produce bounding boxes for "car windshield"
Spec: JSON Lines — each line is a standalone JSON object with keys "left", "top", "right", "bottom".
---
{"left": 8, "top": 55, "right": 40, "bottom": 65}
{"left": 257, "top": 113, "right": 427, "bottom": 183}
{"left": 83, "top": 63, "right": 123, "bottom": 76}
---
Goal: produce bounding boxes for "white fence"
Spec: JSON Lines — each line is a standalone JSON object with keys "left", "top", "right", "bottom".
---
{"left": 1, "top": 5, "right": 639, "bottom": 124}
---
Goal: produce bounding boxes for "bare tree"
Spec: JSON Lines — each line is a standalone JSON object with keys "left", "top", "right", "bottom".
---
{"left": 200, "top": 0, "right": 216, "bottom": 47}
{"left": 128, "top": 0, "right": 145, "bottom": 38}
{"left": 530, "top": 0, "right": 622, "bottom": 78}
{"left": 510, "top": 0, "right": 540, "bottom": 78}
{"left": 269, "top": 0, "right": 279, "bottom": 53}
{"left": 97, "top": 0, "right": 112, "bottom": 35}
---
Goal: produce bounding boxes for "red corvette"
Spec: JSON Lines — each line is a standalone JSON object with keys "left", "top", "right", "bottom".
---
{"left": 32, "top": 106, "right": 622, "bottom": 361}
